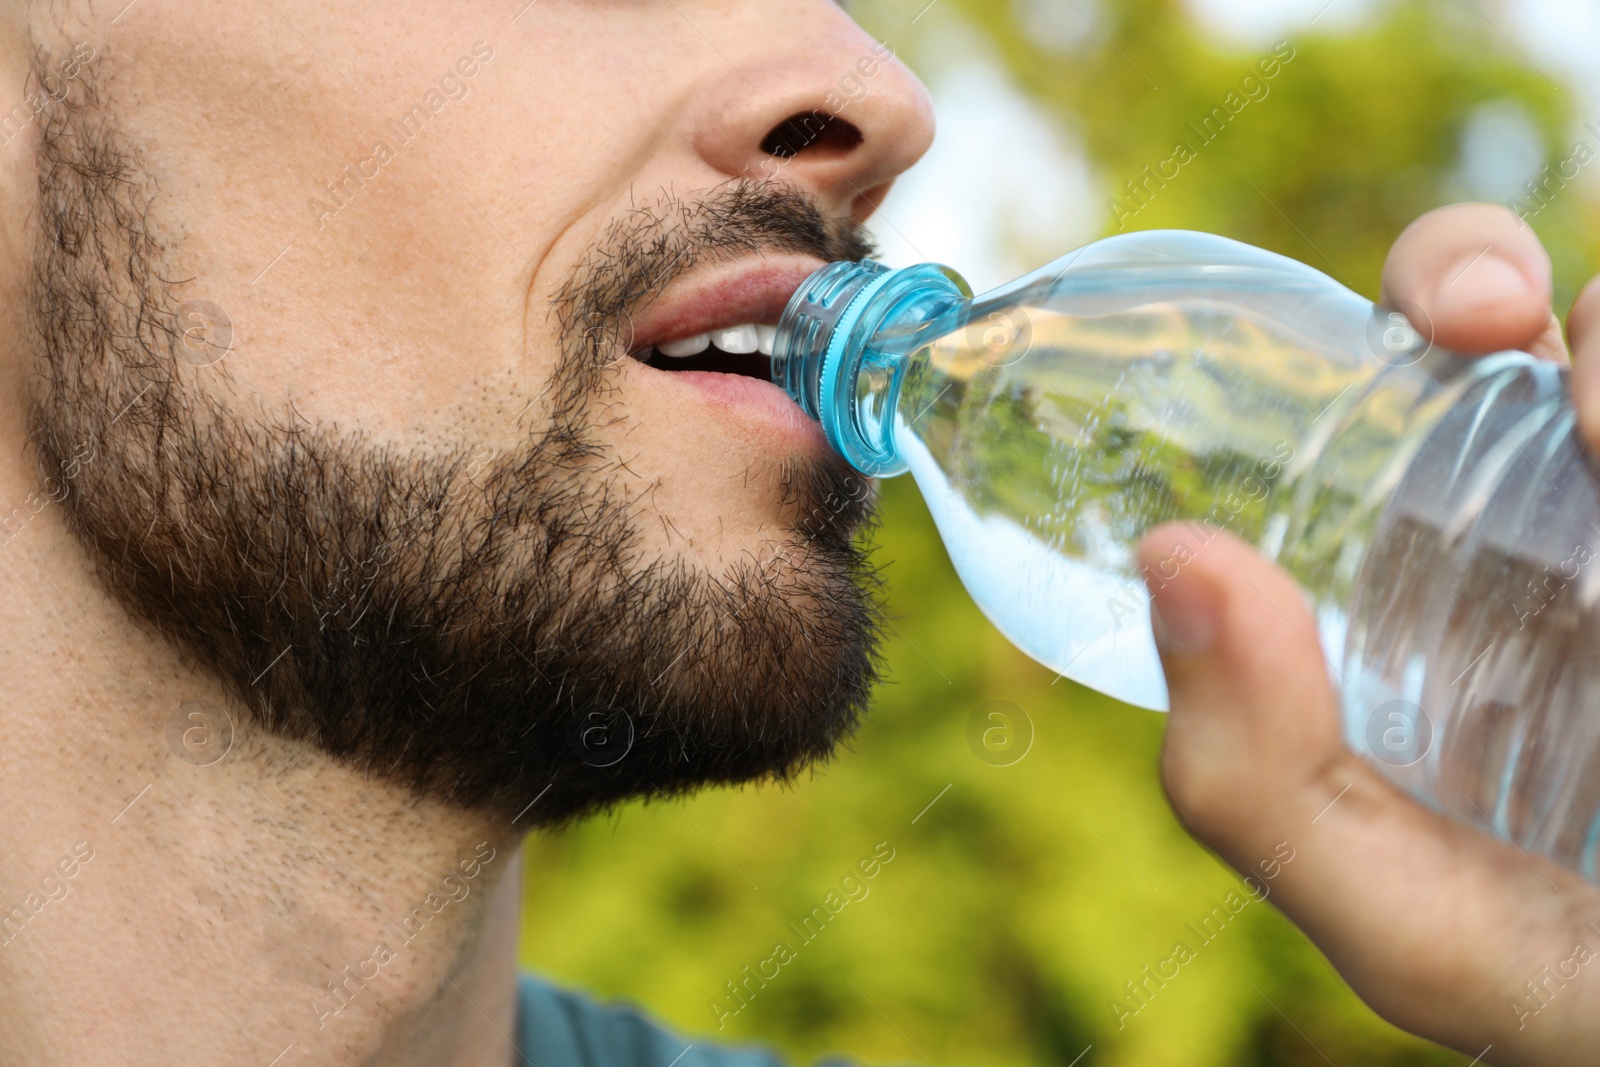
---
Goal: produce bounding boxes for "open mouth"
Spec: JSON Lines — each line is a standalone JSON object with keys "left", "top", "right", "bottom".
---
{"left": 631, "top": 323, "right": 777, "bottom": 381}
{"left": 621, "top": 256, "right": 830, "bottom": 395}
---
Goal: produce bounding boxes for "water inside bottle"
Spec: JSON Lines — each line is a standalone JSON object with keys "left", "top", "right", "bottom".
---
{"left": 891, "top": 291, "right": 1600, "bottom": 869}
{"left": 887, "top": 293, "right": 1390, "bottom": 711}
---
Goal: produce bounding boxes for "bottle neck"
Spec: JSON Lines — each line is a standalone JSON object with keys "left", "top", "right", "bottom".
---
{"left": 772, "top": 260, "right": 970, "bottom": 476}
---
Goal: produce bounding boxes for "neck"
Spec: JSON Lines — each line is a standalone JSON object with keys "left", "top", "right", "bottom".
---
{"left": 0, "top": 479, "right": 525, "bottom": 1066}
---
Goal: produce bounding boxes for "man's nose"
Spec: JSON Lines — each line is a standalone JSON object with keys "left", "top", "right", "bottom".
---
{"left": 687, "top": 10, "right": 935, "bottom": 225}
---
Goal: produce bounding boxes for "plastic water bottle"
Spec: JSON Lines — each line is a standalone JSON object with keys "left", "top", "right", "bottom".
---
{"left": 772, "top": 229, "right": 1600, "bottom": 878}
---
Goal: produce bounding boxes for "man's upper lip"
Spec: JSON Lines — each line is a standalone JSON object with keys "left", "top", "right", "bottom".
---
{"left": 623, "top": 254, "right": 832, "bottom": 353}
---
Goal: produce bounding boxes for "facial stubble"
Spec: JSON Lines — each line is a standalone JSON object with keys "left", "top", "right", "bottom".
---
{"left": 24, "top": 72, "right": 885, "bottom": 826}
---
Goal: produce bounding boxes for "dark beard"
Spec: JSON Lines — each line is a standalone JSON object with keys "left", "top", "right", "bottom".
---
{"left": 25, "top": 69, "right": 884, "bottom": 826}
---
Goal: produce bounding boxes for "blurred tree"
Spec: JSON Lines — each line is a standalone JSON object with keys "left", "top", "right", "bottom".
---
{"left": 522, "top": 2, "right": 1600, "bottom": 1066}
{"left": 921, "top": 0, "right": 1598, "bottom": 305}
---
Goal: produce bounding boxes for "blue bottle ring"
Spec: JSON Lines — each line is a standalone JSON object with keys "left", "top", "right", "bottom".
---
{"left": 817, "top": 270, "right": 903, "bottom": 476}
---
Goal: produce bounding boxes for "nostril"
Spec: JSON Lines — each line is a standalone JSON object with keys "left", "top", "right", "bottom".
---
{"left": 760, "top": 111, "right": 865, "bottom": 159}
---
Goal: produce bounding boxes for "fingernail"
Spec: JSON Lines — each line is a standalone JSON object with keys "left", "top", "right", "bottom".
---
{"left": 1149, "top": 577, "right": 1219, "bottom": 658}
{"left": 1430, "top": 250, "right": 1534, "bottom": 320}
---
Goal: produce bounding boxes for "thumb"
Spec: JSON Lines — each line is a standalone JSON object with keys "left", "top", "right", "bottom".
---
{"left": 1137, "top": 522, "right": 1349, "bottom": 858}
{"left": 1137, "top": 523, "right": 1593, "bottom": 1060}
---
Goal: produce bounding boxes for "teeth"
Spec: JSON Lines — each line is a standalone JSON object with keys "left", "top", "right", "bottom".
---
{"left": 658, "top": 332, "right": 711, "bottom": 357}
{"left": 711, "top": 324, "right": 759, "bottom": 355}
{"left": 652, "top": 323, "right": 776, "bottom": 360}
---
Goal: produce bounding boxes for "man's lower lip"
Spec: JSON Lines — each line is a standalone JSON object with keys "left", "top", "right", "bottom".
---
{"left": 655, "top": 370, "right": 832, "bottom": 451}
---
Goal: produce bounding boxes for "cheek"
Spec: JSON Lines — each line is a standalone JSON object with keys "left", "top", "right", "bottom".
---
{"left": 94, "top": 11, "right": 595, "bottom": 452}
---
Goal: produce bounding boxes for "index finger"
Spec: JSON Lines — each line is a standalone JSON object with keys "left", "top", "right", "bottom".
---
{"left": 1381, "top": 203, "right": 1562, "bottom": 358}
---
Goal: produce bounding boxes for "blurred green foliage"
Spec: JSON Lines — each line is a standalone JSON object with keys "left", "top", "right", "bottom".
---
{"left": 521, "top": 1, "right": 1600, "bottom": 1064}
{"left": 933, "top": 0, "right": 1598, "bottom": 304}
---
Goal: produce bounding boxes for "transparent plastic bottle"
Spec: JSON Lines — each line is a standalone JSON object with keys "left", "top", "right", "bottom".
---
{"left": 772, "top": 229, "right": 1600, "bottom": 878}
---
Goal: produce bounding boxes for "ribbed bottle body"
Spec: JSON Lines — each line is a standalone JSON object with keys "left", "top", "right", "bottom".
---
{"left": 1344, "top": 359, "right": 1600, "bottom": 874}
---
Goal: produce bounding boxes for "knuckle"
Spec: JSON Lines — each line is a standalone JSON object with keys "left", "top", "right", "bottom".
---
{"left": 1159, "top": 740, "right": 1257, "bottom": 843}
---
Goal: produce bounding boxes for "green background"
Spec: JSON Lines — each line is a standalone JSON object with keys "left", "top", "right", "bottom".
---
{"left": 520, "top": 1, "right": 1600, "bottom": 1063}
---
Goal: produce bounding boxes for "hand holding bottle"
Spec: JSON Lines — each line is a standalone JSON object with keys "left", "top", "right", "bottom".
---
{"left": 1143, "top": 203, "right": 1600, "bottom": 1066}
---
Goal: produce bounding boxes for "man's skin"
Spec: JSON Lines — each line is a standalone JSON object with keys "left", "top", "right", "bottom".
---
{"left": 0, "top": 2, "right": 1593, "bottom": 1066}
{"left": 0, "top": 2, "right": 929, "bottom": 1064}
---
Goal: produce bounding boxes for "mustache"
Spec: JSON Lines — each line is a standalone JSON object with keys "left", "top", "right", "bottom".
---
{"left": 552, "top": 179, "right": 877, "bottom": 369}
